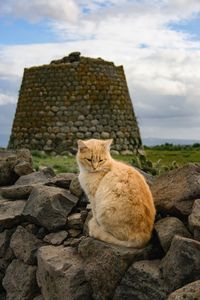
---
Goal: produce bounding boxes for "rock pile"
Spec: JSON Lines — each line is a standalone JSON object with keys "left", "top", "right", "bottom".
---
{"left": 0, "top": 151, "right": 200, "bottom": 299}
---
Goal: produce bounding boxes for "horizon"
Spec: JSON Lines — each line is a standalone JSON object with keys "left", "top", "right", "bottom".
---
{"left": 0, "top": 0, "right": 200, "bottom": 144}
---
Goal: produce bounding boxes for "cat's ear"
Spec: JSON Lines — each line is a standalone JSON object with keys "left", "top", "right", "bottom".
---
{"left": 103, "top": 139, "right": 113, "bottom": 150}
{"left": 77, "top": 140, "right": 88, "bottom": 150}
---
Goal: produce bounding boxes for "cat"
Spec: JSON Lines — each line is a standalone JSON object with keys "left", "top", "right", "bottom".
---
{"left": 76, "top": 139, "right": 156, "bottom": 248}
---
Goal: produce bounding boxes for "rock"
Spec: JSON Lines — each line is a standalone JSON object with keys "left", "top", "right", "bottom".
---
{"left": 46, "top": 173, "right": 75, "bottom": 189}
{"left": 0, "top": 154, "right": 18, "bottom": 186}
{"left": 155, "top": 217, "right": 191, "bottom": 252}
{"left": 43, "top": 231, "right": 68, "bottom": 245}
{"left": 10, "top": 226, "right": 43, "bottom": 265}
{"left": 78, "top": 237, "right": 155, "bottom": 299}
{"left": 188, "top": 199, "right": 200, "bottom": 241}
{"left": 23, "top": 185, "right": 79, "bottom": 230}
{"left": 151, "top": 163, "right": 200, "bottom": 216}
{"left": 110, "top": 150, "right": 120, "bottom": 155}
{"left": 0, "top": 149, "right": 33, "bottom": 186}
{"left": 37, "top": 245, "right": 92, "bottom": 300}
{"left": 0, "top": 229, "right": 13, "bottom": 257}
{"left": 15, "top": 167, "right": 55, "bottom": 186}
{"left": 69, "top": 176, "right": 83, "bottom": 198}
{"left": 67, "top": 213, "right": 83, "bottom": 229}
{"left": 167, "top": 280, "right": 200, "bottom": 300}
{"left": 14, "top": 161, "right": 33, "bottom": 176}
{"left": 161, "top": 235, "right": 200, "bottom": 293}
{"left": 114, "top": 260, "right": 167, "bottom": 300}
{"left": 2, "top": 259, "right": 38, "bottom": 300}
{"left": 121, "top": 150, "right": 133, "bottom": 155}
{"left": 68, "top": 228, "right": 81, "bottom": 238}
{"left": 0, "top": 199, "right": 26, "bottom": 229}
{"left": 0, "top": 184, "right": 37, "bottom": 200}
{"left": 64, "top": 236, "right": 86, "bottom": 247}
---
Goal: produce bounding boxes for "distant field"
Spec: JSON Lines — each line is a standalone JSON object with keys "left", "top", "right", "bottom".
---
{"left": 32, "top": 146, "right": 200, "bottom": 174}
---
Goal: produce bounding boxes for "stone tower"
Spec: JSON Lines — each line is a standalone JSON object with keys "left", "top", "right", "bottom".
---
{"left": 9, "top": 52, "right": 141, "bottom": 154}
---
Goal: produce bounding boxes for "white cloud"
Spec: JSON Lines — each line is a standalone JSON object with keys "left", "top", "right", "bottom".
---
{"left": 0, "top": 92, "right": 16, "bottom": 105}
{"left": 0, "top": 0, "right": 79, "bottom": 23}
{"left": 0, "top": 0, "right": 200, "bottom": 140}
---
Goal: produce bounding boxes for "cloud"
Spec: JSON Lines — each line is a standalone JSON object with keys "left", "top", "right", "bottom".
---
{"left": 0, "top": 0, "right": 79, "bottom": 23}
{"left": 0, "top": 0, "right": 200, "bottom": 140}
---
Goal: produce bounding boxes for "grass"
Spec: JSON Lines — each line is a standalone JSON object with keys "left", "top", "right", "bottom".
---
{"left": 32, "top": 147, "right": 200, "bottom": 174}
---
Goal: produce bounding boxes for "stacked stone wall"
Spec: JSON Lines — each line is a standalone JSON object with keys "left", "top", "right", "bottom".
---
{"left": 9, "top": 53, "right": 141, "bottom": 154}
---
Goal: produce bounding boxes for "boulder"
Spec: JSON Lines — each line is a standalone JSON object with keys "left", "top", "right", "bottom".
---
{"left": 2, "top": 259, "right": 38, "bottom": 300}
{"left": 151, "top": 163, "right": 200, "bottom": 216}
{"left": 23, "top": 185, "right": 79, "bottom": 230}
{"left": 0, "top": 149, "right": 33, "bottom": 186}
{"left": 37, "top": 245, "right": 92, "bottom": 300}
{"left": 14, "top": 161, "right": 33, "bottom": 176}
{"left": 46, "top": 173, "right": 75, "bottom": 189}
{"left": 67, "top": 213, "right": 84, "bottom": 229}
{"left": 10, "top": 225, "right": 43, "bottom": 265}
{"left": 1, "top": 184, "right": 37, "bottom": 200}
{"left": 161, "top": 235, "right": 200, "bottom": 293}
{"left": 0, "top": 199, "right": 26, "bottom": 229}
{"left": 15, "top": 167, "right": 55, "bottom": 186}
{"left": 0, "top": 229, "right": 14, "bottom": 257}
{"left": 69, "top": 176, "right": 83, "bottom": 198}
{"left": 0, "top": 155, "right": 18, "bottom": 186}
{"left": 188, "top": 199, "right": 200, "bottom": 241}
{"left": 155, "top": 217, "right": 191, "bottom": 252}
{"left": 114, "top": 260, "right": 167, "bottom": 300}
{"left": 78, "top": 237, "right": 155, "bottom": 300}
{"left": 43, "top": 231, "right": 68, "bottom": 245}
{"left": 167, "top": 280, "right": 200, "bottom": 300}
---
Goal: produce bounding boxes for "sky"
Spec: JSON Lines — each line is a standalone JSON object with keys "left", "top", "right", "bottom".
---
{"left": 0, "top": 0, "right": 200, "bottom": 146}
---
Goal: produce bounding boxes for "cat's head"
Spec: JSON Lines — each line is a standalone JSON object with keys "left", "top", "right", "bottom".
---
{"left": 76, "top": 139, "right": 113, "bottom": 172}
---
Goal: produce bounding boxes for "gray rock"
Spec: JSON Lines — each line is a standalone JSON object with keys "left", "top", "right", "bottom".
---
{"left": 0, "top": 229, "right": 13, "bottom": 257}
{"left": 67, "top": 213, "right": 83, "bottom": 229}
{"left": 43, "top": 231, "right": 68, "bottom": 245}
{"left": 114, "top": 260, "right": 167, "bottom": 300}
{"left": 15, "top": 168, "right": 55, "bottom": 186}
{"left": 64, "top": 236, "right": 86, "bottom": 247}
{"left": 151, "top": 163, "right": 200, "bottom": 216}
{"left": 14, "top": 161, "right": 33, "bottom": 176}
{"left": 78, "top": 237, "right": 155, "bottom": 300}
{"left": 188, "top": 199, "right": 200, "bottom": 241}
{"left": 0, "top": 155, "right": 18, "bottom": 186}
{"left": 46, "top": 173, "right": 76, "bottom": 189}
{"left": 0, "top": 199, "right": 26, "bottom": 229}
{"left": 161, "top": 235, "right": 200, "bottom": 293}
{"left": 155, "top": 217, "right": 191, "bottom": 252}
{"left": 69, "top": 175, "right": 83, "bottom": 198}
{"left": 10, "top": 225, "right": 43, "bottom": 265}
{"left": 23, "top": 185, "right": 79, "bottom": 230}
{"left": 68, "top": 228, "right": 81, "bottom": 238}
{"left": 1, "top": 184, "right": 37, "bottom": 200}
{"left": 167, "top": 280, "right": 200, "bottom": 300}
{"left": 2, "top": 259, "right": 38, "bottom": 300}
{"left": 0, "top": 149, "right": 33, "bottom": 186}
{"left": 37, "top": 245, "right": 92, "bottom": 300}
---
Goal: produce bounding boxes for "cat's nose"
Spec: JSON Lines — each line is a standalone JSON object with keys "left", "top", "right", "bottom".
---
{"left": 92, "top": 162, "right": 98, "bottom": 169}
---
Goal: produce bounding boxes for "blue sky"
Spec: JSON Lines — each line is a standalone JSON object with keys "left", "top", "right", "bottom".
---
{"left": 0, "top": 0, "right": 200, "bottom": 146}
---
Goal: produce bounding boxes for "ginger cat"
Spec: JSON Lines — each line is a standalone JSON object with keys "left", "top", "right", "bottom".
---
{"left": 77, "top": 139, "right": 155, "bottom": 248}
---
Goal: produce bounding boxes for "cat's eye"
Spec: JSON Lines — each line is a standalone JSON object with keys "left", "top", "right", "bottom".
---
{"left": 99, "top": 159, "right": 103, "bottom": 162}
{"left": 86, "top": 158, "right": 92, "bottom": 162}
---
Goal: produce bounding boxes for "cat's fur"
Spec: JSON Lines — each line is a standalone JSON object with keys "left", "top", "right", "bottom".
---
{"left": 77, "top": 139, "right": 156, "bottom": 248}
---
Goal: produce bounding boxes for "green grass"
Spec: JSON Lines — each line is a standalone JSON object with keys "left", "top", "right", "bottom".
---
{"left": 32, "top": 148, "right": 200, "bottom": 174}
